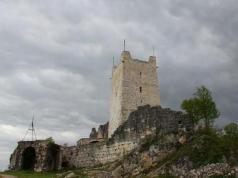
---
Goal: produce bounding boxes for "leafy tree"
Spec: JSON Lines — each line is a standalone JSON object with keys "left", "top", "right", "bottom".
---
{"left": 181, "top": 86, "right": 220, "bottom": 128}
{"left": 181, "top": 97, "right": 202, "bottom": 125}
{"left": 46, "top": 137, "right": 55, "bottom": 143}
{"left": 224, "top": 123, "right": 238, "bottom": 138}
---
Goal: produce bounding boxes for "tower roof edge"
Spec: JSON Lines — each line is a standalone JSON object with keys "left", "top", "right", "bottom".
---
{"left": 120, "top": 51, "right": 131, "bottom": 61}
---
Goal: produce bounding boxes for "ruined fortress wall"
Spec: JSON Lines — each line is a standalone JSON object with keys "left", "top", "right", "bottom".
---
{"left": 109, "top": 51, "right": 160, "bottom": 137}
{"left": 10, "top": 106, "right": 192, "bottom": 170}
{"left": 63, "top": 106, "right": 192, "bottom": 168}
{"left": 10, "top": 140, "right": 61, "bottom": 172}
{"left": 62, "top": 140, "right": 137, "bottom": 168}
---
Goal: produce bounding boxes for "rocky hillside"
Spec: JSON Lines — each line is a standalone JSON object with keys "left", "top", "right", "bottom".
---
{"left": 58, "top": 127, "right": 238, "bottom": 178}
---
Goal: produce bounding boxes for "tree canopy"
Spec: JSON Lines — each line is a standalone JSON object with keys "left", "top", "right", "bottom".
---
{"left": 181, "top": 86, "right": 220, "bottom": 128}
{"left": 224, "top": 123, "right": 238, "bottom": 138}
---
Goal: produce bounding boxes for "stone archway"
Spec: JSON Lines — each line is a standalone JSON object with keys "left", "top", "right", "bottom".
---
{"left": 45, "top": 143, "right": 60, "bottom": 170}
{"left": 21, "top": 147, "right": 36, "bottom": 170}
{"left": 10, "top": 140, "right": 62, "bottom": 171}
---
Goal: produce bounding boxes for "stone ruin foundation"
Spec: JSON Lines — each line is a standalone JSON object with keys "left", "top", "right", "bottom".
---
{"left": 9, "top": 105, "right": 193, "bottom": 172}
{"left": 9, "top": 140, "right": 61, "bottom": 172}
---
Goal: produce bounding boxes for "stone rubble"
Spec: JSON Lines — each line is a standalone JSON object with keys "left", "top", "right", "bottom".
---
{"left": 56, "top": 171, "right": 77, "bottom": 178}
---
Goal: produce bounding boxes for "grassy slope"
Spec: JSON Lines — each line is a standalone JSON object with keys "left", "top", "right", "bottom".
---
{"left": 1, "top": 169, "right": 88, "bottom": 178}
{"left": 1, "top": 171, "right": 57, "bottom": 178}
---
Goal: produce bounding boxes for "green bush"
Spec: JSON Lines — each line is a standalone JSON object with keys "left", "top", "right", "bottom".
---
{"left": 166, "top": 127, "right": 237, "bottom": 168}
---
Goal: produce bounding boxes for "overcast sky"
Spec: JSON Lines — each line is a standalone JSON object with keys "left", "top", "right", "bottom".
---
{"left": 0, "top": 0, "right": 237, "bottom": 170}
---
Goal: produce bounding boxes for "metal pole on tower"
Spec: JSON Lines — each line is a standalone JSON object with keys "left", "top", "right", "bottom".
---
{"left": 113, "top": 56, "right": 115, "bottom": 67}
{"left": 123, "top": 40, "right": 126, "bottom": 51}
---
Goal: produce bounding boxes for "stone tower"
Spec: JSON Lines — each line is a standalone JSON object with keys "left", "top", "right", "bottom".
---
{"left": 108, "top": 50, "right": 160, "bottom": 137}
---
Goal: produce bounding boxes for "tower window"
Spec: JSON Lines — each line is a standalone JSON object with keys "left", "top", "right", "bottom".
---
{"left": 139, "top": 87, "right": 142, "bottom": 93}
{"left": 140, "top": 72, "right": 142, "bottom": 77}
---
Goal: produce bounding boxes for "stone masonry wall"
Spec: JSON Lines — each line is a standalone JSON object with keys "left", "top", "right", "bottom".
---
{"left": 89, "top": 122, "right": 108, "bottom": 139}
{"left": 109, "top": 51, "right": 160, "bottom": 137}
{"left": 62, "top": 141, "right": 137, "bottom": 168}
{"left": 10, "top": 140, "right": 61, "bottom": 172}
{"left": 9, "top": 106, "right": 192, "bottom": 171}
{"left": 62, "top": 105, "right": 192, "bottom": 168}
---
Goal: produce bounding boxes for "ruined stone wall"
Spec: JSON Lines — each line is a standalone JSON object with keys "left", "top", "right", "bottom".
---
{"left": 109, "top": 51, "right": 160, "bottom": 137}
{"left": 9, "top": 140, "right": 61, "bottom": 172}
{"left": 62, "top": 105, "right": 192, "bottom": 168}
{"left": 10, "top": 106, "right": 192, "bottom": 171}
{"left": 62, "top": 140, "right": 137, "bottom": 168}
{"left": 89, "top": 122, "right": 108, "bottom": 139}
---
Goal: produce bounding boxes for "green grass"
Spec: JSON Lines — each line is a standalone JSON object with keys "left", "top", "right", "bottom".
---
{"left": 1, "top": 170, "right": 58, "bottom": 178}
{"left": 1, "top": 169, "right": 88, "bottom": 178}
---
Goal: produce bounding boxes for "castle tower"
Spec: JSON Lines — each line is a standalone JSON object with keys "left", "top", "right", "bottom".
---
{"left": 108, "top": 50, "right": 160, "bottom": 137}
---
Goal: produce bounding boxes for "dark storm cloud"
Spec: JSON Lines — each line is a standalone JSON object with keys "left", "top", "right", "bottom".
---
{"left": 0, "top": 0, "right": 237, "bottom": 170}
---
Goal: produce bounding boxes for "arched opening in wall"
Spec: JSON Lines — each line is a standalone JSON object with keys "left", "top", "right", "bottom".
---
{"left": 139, "top": 87, "right": 142, "bottom": 93}
{"left": 46, "top": 144, "right": 60, "bottom": 170}
{"left": 21, "top": 147, "right": 36, "bottom": 170}
{"left": 61, "top": 156, "right": 69, "bottom": 168}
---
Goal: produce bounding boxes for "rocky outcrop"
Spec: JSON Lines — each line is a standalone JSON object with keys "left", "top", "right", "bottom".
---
{"left": 108, "top": 105, "right": 193, "bottom": 144}
{"left": 56, "top": 171, "right": 77, "bottom": 178}
{"left": 61, "top": 105, "right": 192, "bottom": 169}
{"left": 185, "top": 163, "right": 237, "bottom": 177}
{"left": 77, "top": 142, "right": 238, "bottom": 178}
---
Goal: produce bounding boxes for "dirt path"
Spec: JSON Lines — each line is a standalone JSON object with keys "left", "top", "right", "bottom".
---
{"left": 0, "top": 175, "right": 17, "bottom": 178}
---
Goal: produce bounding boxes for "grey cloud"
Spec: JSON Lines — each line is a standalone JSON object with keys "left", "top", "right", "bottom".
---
{"left": 0, "top": 0, "right": 237, "bottom": 170}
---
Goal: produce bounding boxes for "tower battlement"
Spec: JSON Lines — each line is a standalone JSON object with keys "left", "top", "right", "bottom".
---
{"left": 109, "top": 50, "right": 160, "bottom": 137}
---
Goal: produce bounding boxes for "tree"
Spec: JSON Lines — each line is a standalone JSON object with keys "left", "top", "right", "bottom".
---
{"left": 224, "top": 123, "right": 238, "bottom": 138}
{"left": 181, "top": 86, "right": 220, "bottom": 128}
{"left": 46, "top": 137, "right": 55, "bottom": 143}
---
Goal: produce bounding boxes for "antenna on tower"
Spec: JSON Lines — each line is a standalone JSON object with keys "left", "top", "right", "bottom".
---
{"left": 22, "top": 114, "right": 37, "bottom": 141}
{"left": 123, "top": 39, "right": 126, "bottom": 51}
{"left": 113, "top": 56, "right": 115, "bottom": 67}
